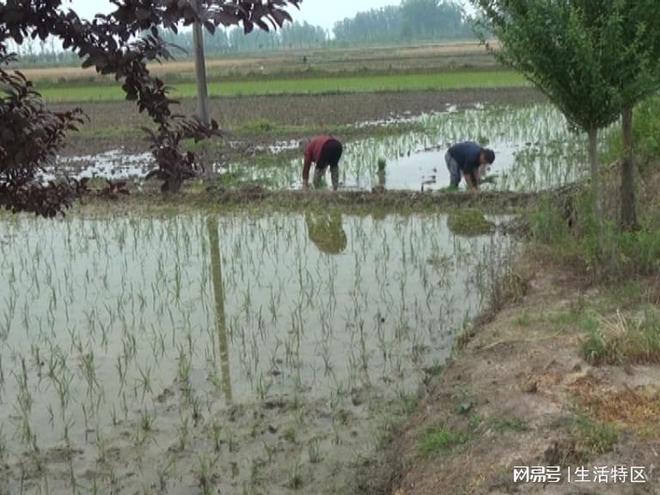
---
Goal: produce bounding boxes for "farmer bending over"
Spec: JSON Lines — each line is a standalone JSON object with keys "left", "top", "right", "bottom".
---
{"left": 303, "top": 135, "right": 343, "bottom": 191}
{"left": 445, "top": 141, "right": 495, "bottom": 191}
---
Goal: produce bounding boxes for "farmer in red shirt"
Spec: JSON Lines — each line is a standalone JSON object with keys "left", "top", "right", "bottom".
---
{"left": 302, "top": 135, "right": 343, "bottom": 191}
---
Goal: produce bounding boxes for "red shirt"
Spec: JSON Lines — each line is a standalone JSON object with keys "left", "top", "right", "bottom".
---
{"left": 303, "top": 135, "right": 336, "bottom": 183}
{"left": 304, "top": 135, "right": 335, "bottom": 164}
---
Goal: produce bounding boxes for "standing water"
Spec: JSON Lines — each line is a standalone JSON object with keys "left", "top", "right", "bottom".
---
{"left": 0, "top": 210, "right": 514, "bottom": 493}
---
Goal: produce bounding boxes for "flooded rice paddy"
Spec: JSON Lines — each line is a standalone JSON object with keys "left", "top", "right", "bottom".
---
{"left": 51, "top": 103, "right": 601, "bottom": 193}
{"left": 0, "top": 210, "right": 514, "bottom": 494}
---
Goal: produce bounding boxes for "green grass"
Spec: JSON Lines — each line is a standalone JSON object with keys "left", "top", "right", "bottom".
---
{"left": 38, "top": 70, "right": 527, "bottom": 103}
{"left": 574, "top": 414, "right": 619, "bottom": 458}
{"left": 581, "top": 310, "right": 660, "bottom": 365}
{"left": 419, "top": 427, "right": 469, "bottom": 455}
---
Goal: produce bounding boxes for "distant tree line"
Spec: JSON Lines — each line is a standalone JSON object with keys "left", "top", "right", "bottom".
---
{"left": 162, "top": 21, "right": 330, "bottom": 54}
{"left": 334, "top": 0, "right": 474, "bottom": 45}
{"left": 13, "top": 1, "right": 476, "bottom": 66}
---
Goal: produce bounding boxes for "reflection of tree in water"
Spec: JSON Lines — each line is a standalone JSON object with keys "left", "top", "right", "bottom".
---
{"left": 207, "top": 216, "right": 233, "bottom": 403}
{"left": 305, "top": 211, "right": 347, "bottom": 255}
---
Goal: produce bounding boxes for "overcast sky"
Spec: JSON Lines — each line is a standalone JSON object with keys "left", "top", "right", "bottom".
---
{"left": 66, "top": 1, "right": 470, "bottom": 31}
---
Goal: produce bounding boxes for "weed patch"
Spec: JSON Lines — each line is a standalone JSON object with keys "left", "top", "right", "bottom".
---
{"left": 418, "top": 427, "right": 470, "bottom": 456}
{"left": 580, "top": 311, "right": 660, "bottom": 365}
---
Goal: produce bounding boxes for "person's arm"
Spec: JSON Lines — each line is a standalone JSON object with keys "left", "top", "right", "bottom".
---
{"left": 302, "top": 150, "right": 312, "bottom": 189}
{"left": 463, "top": 171, "right": 479, "bottom": 191}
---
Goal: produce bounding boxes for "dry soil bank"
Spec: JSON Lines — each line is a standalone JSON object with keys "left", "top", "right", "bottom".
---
{"left": 374, "top": 251, "right": 660, "bottom": 495}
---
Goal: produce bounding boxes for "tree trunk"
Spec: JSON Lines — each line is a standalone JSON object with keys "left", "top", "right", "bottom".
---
{"left": 588, "top": 128, "right": 603, "bottom": 222}
{"left": 193, "top": 0, "right": 210, "bottom": 127}
{"left": 588, "top": 126, "right": 609, "bottom": 272}
{"left": 620, "top": 106, "right": 638, "bottom": 231}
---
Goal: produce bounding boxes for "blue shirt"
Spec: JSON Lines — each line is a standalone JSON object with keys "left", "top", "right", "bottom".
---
{"left": 448, "top": 141, "right": 482, "bottom": 174}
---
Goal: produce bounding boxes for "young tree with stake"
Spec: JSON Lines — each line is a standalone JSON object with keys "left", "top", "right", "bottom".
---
{"left": 472, "top": 0, "right": 623, "bottom": 238}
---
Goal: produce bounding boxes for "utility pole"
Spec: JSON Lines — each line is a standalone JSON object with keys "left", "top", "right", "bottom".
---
{"left": 193, "top": 0, "right": 210, "bottom": 126}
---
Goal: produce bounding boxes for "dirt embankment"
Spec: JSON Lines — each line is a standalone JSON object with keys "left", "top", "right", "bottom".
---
{"left": 370, "top": 253, "right": 660, "bottom": 495}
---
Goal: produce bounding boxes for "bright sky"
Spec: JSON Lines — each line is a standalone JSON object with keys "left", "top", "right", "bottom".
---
{"left": 64, "top": 0, "right": 470, "bottom": 31}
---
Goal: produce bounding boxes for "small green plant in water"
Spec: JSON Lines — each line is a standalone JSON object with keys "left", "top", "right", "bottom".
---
{"left": 447, "top": 209, "right": 495, "bottom": 237}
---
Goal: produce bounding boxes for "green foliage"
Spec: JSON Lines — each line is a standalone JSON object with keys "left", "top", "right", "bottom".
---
{"left": 630, "top": 97, "right": 660, "bottom": 166}
{"left": 606, "top": 96, "right": 660, "bottom": 168}
{"left": 529, "top": 193, "right": 660, "bottom": 279}
{"left": 475, "top": 0, "right": 660, "bottom": 230}
{"left": 474, "top": 0, "right": 622, "bottom": 132}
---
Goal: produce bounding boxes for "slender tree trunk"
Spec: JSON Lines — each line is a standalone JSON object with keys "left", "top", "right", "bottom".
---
{"left": 620, "top": 106, "right": 638, "bottom": 231}
{"left": 207, "top": 216, "right": 233, "bottom": 404}
{"left": 193, "top": 0, "right": 210, "bottom": 126}
{"left": 588, "top": 127, "right": 611, "bottom": 276}
{"left": 588, "top": 128, "right": 603, "bottom": 221}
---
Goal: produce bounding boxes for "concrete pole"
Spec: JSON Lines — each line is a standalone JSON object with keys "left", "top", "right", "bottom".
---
{"left": 193, "top": 0, "right": 210, "bottom": 126}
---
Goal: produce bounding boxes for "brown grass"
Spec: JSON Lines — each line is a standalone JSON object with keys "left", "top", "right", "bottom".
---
{"left": 571, "top": 377, "right": 660, "bottom": 439}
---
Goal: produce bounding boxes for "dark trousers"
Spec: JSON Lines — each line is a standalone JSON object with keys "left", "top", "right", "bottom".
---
{"left": 314, "top": 139, "right": 343, "bottom": 189}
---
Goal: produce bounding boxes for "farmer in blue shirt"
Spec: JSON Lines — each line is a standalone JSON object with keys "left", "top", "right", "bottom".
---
{"left": 445, "top": 141, "right": 496, "bottom": 190}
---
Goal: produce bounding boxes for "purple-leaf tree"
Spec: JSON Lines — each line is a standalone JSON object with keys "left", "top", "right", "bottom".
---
{"left": 0, "top": 0, "right": 301, "bottom": 216}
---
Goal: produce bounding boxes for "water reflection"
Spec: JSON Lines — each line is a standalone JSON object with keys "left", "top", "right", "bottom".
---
{"left": 207, "top": 216, "right": 233, "bottom": 403}
{"left": 305, "top": 211, "right": 348, "bottom": 255}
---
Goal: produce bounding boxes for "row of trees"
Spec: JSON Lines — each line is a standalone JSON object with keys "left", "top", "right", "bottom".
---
{"left": 11, "top": 1, "right": 476, "bottom": 65}
{"left": 172, "top": 0, "right": 475, "bottom": 53}
{"left": 474, "top": 0, "right": 660, "bottom": 233}
{"left": 334, "top": 0, "right": 473, "bottom": 44}
{"left": 161, "top": 21, "right": 328, "bottom": 54}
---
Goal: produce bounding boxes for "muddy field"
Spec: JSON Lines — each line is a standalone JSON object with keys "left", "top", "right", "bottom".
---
{"left": 57, "top": 87, "right": 542, "bottom": 155}
{"left": 51, "top": 91, "right": 596, "bottom": 198}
